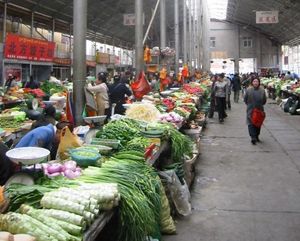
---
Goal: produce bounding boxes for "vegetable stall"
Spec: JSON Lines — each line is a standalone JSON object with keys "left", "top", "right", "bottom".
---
{"left": 0, "top": 79, "right": 212, "bottom": 241}
{"left": 261, "top": 77, "right": 300, "bottom": 115}
{"left": 0, "top": 81, "right": 68, "bottom": 145}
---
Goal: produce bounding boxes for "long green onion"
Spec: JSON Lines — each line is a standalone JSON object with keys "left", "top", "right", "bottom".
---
{"left": 78, "top": 159, "right": 162, "bottom": 241}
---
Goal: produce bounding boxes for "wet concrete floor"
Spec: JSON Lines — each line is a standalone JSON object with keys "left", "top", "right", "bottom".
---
{"left": 163, "top": 99, "right": 300, "bottom": 241}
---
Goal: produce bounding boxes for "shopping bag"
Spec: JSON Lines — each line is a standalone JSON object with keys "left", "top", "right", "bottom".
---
{"left": 131, "top": 71, "right": 151, "bottom": 99}
{"left": 161, "top": 76, "right": 171, "bottom": 86}
{"left": 251, "top": 108, "right": 266, "bottom": 127}
{"left": 82, "top": 104, "right": 87, "bottom": 118}
{"left": 57, "top": 126, "right": 82, "bottom": 160}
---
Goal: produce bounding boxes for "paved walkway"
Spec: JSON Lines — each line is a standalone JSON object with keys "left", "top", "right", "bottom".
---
{"left": 163, "top": 98, "right": 300, "bottom": 241}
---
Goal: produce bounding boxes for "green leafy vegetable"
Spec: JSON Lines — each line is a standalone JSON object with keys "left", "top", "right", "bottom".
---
{"left": 5, "top": 184, "right": 52, "bottom": 212}
{"left": 96, "top": 119, "right": 142, "bottom": 147}
{"left": 40, "top": 81, "right": 66, "bottom": 95}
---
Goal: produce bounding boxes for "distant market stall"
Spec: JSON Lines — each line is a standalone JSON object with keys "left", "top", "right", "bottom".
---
{"left": 261, "top": 77, "right": 300, "bottom": 115}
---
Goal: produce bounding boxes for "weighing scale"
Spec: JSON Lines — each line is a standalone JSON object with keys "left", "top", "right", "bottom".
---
{"left": 5, "top": 147, "right": 50, "bottom": 186}
{"left": 83, "top": 115, "right": 107, "bottom": 144}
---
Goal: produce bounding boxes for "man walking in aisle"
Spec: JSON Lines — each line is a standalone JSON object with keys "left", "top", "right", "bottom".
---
{"left": 232, "top": 73, "right": 241, "bottom": 103}
{"left": 214, "top": 73, "right": 229, "bottom": 123}
{"left": 225, "top": 75, "right": 232, "bottom": 110}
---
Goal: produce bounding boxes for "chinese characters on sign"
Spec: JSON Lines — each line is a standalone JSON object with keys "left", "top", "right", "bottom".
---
{"left": 53, "top": 58, "right": 72, "bottom": 65}
{"left": 123, "top": 14, "right": 136, "bottom": 26}
{"left": 256, "top": 11, "right": 279, "bottom": 24}
{"left": 4, "top": 33, "right": 56, "bottom": 62}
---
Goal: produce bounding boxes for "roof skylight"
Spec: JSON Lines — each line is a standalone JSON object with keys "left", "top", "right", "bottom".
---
{"left": 208, "top": 0, "right": 229, "bottom": 20}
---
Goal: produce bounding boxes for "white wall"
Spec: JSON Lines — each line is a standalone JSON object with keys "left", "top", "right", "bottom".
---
{"left": 210, "top": 20, "right": 281, "bottom": 73}
{"left": 282, "top": 45, "right": 300, "bottom": 74}
{"left": 87, "top": 41, "right": 133, "bottom": 66}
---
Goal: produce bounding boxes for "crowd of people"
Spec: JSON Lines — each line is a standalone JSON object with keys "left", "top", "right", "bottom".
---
{"left": 87, "top": 72, "right": 133, "bottom": 117}
{"left": 208, "top": 72, "right": 267, "bottom": 145}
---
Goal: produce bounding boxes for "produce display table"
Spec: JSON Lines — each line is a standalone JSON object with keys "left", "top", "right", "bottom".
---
{"left": 1, "top": 122, "right": 32, "bottom": 145}
{"left": 83, "top": 211, "right": 115, "bottom": 241}
{"left": 0, "top": 80, "right": 213, "bottom": 241}
{"left": 0, "top": 100, "right": 24, "bottom": 110}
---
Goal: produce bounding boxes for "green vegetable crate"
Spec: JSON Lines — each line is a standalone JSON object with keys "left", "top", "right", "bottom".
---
{"left": 91, "top": 138, "right": 120, "bottom": 149}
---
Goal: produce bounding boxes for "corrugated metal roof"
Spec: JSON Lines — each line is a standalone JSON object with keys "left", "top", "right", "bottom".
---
{"left": 226, "top": 0, "right": 300, "bottom": 46}
{"left": 0, "top": 0, "right": 184, "bottom": 48}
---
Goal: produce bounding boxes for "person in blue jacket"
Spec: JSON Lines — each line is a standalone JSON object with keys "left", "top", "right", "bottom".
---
{"left": 15, "top": 124, "right": 55, "bottom": 151}
{"left": 0, "top": 142, "right": 15, "bottom": 185}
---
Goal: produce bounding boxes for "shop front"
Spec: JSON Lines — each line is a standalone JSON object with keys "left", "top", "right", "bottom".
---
{"left": 53, "top": 57, "right": 72, "bottom": 81}
{"left": 4, "top": 60, "right": 52, "bottom": 84}
{"left": 3, "top": 33, "right": 55, "bottom": 84}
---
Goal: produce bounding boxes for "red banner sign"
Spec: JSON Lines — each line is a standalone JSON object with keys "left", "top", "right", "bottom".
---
{"left": 53, "top": 57, "right": 72, "bottom": 65}
{"left": 4, "top": 33, "right": 56, "bottom": 62}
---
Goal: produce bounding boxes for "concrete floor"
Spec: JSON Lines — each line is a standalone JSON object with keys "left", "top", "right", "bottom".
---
{"left": 163, "top": 99, "right": 300, "bottom": 241}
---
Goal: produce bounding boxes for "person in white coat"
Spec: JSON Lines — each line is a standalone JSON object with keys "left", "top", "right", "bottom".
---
{"left": 49, "top": 72, "right": 62, "bottom": 85}
{"left": 87, "top": 72, "right": 110, "bottom": 117}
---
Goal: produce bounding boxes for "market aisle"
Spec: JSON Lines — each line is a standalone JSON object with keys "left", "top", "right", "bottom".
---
{"left": 163, "top": 99, "right": 300, "bottom": 241}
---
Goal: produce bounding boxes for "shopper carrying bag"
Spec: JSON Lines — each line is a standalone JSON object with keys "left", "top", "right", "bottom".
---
{"left": 244, "top": 77, "right": 267, "bottom": 145}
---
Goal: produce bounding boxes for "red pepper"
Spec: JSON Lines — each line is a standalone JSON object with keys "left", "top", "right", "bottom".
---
{"left": 144, "top": 143, "right": 156, "bottom": 158}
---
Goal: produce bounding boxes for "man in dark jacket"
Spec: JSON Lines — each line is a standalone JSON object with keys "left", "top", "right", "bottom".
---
{"left": 109, "top": 75, "right": 132, "bottom": 115}
{"left": 31, "top": 105, "right": 56, "bottom": 129}
{"left": 232, "top": 73, "right": 241, "bottom": 103}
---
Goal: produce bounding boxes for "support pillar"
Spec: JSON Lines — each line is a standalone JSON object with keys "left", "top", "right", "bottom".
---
{"left": 143, "top": 0, "right": 160, "bottom": 45}
{"left": 30, "top": 12, "right": 34, "bottom": 77}
{"left": 2, "top": 1, "right": 7, "bottom": 86}
{"left": 197, "top": 0, "right": 202, "bottom": 69}
{"left": 183, "top": 0, "right": 187, "bottom": 64}
{"left": 188, "top": 0, "right": 192, "bottom": 69}
{"left": 135, "top": 0, "right": 144, "bottom": 76}
{"left": 194, "top": 0, "right": 198, "bottom": 68}
{"left": 52, "top": 18, "right": 55, "bottom": 41}
{"left": 160, "top": 0, "right": 166, "bottom": 48}
{"left": 73, "top": 0, "right": 87, "bottom": 124}
{"left": 174, "top": 0, "right": 179, "bottom": 74}
{"left": 68, "top": 24, "right": 72, "bottom": 81}
{"left": 52, "top": 18, "right": 55, "bottom": 72}
{"left": 234, "top": 25, "right": 240, "bottom": 74}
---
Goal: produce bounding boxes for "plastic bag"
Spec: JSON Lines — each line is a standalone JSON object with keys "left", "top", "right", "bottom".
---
{"left": 131, "top": 72, "right": 151, "bottom": 100}
{"left": 289, "top": 100, "right": 299, "bottom": 115}
{"left": 283, "top": 97, "right": 294, "bottom": 112}
{"left": 159, "top": 180, "right": 176, "bottom": 234}
{"left": 82, "top": 104, "right": 87, "bottom": 118}
{"left": 251, "top": 108, "right": 266, "bottom": 127}
{"left": 57, "top": 126, "right": 82, "bottom": 160}
{"left": 161, "top": 76, "right": 171, "bottom": 86}
{"left": 159, "top": 170, "right": 192, "bottom": 216}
